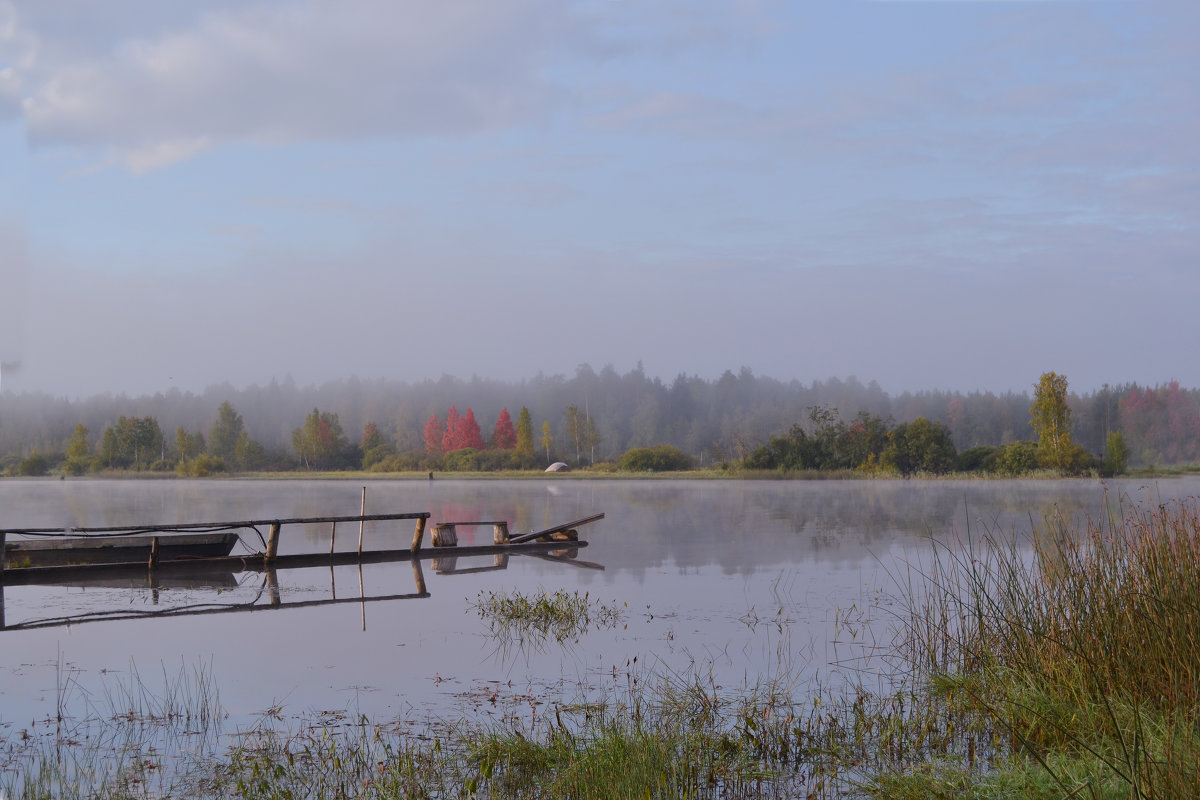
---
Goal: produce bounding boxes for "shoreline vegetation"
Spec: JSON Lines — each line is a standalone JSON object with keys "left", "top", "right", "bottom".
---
{"left": 5, "top": 496, "right": 1199, "bottom": 798}
{"left": 6, "top": 370, "right": 1200, "bottom": 480}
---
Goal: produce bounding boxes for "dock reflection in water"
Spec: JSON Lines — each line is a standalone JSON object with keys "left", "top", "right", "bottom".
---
{"left": 0, "top": 548, "right": 596, "bottom": 632}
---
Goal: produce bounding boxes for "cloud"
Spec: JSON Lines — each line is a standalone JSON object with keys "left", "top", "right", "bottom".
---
{"left": 17, "top": 0, "right": 577, "bottom": 167}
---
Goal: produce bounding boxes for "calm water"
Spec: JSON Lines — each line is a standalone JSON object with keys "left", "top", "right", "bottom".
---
{"left": 2, "top": 477, "right": 1197, "bottom": 730}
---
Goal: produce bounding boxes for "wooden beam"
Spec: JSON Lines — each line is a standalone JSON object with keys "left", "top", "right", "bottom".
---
{"left": 508, "top": 513, "right": 605, "bottom": 544}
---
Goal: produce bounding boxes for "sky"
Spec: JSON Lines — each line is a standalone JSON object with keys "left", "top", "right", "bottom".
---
{"left": 0, "top": 0, "right": 1196, "bottom": 400}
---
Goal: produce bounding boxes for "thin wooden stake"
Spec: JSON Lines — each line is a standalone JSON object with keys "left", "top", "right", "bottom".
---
{"left": 329, "top": 521, "right": 337, "bottom": 556}
{"left": 411, "top": 517, "right": 426, "bottom": 554}
{"left": 358, "top": 564, "right": 366, "bottom": 631}
{"left": 149, "top": 536, "right": 160, "bottom": 570}
{"left": 358, "top": 486, "right": 366, "bottom": 557}
{"left": 0, "top": 531, "right": 6, "bottom": 579}
{"left": 266, "top": 522, "right": 282, "bottom": 563}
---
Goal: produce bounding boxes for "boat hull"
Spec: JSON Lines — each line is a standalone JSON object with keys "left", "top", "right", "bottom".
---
{"left": 4, "top": 532, "right": 241, "bottom": 567}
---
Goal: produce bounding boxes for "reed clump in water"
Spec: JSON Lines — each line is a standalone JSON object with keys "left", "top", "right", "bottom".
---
{"left": 869, "top": 498, "right": 1200, "bottom": 798}
{"left": 470, "top": 588, "right": 625, "bottom": 645}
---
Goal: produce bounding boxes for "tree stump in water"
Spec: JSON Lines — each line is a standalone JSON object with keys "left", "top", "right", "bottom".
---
{"left": 432, "top": 523, "right": 458, "bottom": 547}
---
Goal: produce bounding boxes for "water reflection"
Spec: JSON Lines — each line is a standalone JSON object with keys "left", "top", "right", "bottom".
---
{"left": 1, "top": 477, "right": 1198, "bottom": 731}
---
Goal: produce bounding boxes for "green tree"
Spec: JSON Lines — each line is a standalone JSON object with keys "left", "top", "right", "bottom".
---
{"left": 540, "top": 421, "right": 554, "bottom": 465}
{"left": 1031, "top": 371, "right": 1073, "bottom": 470}
{"left": 565, "top": 404, "right": 584, "bottom": 463}
{"left": 361, "top": 422, "right": 385, "bottom": 452}
{"left": 232, "top": 431, "right": 266, "bottom": 471}
{"left": 1103, "top": 431, "right": 1130, "bottom": 476}
{"left": 208, "top": 401, "right": 245, "bottom": 461}
{"left": 65, "top": 424, "right": 90, "bottom": 462}
{"left": 883, "top": 418, "right": 956, "bottom": 476}
{"left": 515, "top": 407, "right": 534, "bottom": 460}
{"left": 292, "top": 408, "right": 349, "bottom": 470}
{"left": 582, "top": 416, "right": 601, "bottom": 465}
{"left": 175, "top": 427, "right": 204, "bottom": 462}
{"left": 100, "top": 416, "right": 164, "bottom": 470}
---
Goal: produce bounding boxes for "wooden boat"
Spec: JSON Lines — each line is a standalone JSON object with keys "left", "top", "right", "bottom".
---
{"left": 3, "top": 532, "right": 241, "bottom": 568}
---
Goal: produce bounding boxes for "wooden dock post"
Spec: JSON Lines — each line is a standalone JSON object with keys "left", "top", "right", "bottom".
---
{"left": 411, "top": 517, "right": 427, "bottom": 554}
{"left": 266, "top": 522, "right": 282, "bottom": 563}
{"left": 266, "top": 568, "right": 281, "bottom": 607}
{"left": 358, "top": 486, "right": 366, "bottom": 556}
{"left": 411, "top": 557, "right": 427, "bottom": 595}
{"left": 493, "top": 522, "right": 509, "bottom": 544}
{"left": 149, "top": 536, "right": 160, "bottom": 570}
{"left": 432, "top": 523, "right": 458, "bottom": 547}
{"left": 329, "top": 521, "right": 337, "bottom": 556}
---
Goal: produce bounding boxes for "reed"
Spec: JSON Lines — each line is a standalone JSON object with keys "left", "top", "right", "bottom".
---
{"left": 867, "top": 496, "right": 1200, "bottom": 798}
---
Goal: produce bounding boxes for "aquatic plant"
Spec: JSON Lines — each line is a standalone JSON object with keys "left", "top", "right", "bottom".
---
{"left": 469, "top": 588, "right": 625, "bottom": 646}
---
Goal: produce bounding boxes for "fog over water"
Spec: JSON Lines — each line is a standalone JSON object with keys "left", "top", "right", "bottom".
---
{"left": 3, "top": 477, "right": 1197, "bottom": 730}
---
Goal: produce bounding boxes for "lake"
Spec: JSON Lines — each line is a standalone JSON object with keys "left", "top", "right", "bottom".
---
{"left": 2, "top": 476, "right": 1197, "bottom": 735}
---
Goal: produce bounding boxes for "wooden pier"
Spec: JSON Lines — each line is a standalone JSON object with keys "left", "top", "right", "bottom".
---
{"left": 0, "top": 509, "right": 603, "bottom": 585}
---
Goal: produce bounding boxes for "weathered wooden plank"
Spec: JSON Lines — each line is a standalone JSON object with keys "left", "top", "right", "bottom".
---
{"left": 0, "top": 512, "right": 431, "bottom": 536}
{"left": 507, "top": 513, "right": 604, "bottom": 544}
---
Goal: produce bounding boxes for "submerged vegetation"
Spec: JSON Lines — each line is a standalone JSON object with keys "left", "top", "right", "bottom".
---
{"left": 4, "top": 499, "right": 1200, "bottom": 797}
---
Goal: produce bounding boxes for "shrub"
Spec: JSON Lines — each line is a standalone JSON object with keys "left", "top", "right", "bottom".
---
{"left": 955, "top": 445, "right": 1000, "bottom": 473}
{"left": 995, "top": 440, "right": 1039, "bottom": 475}
{"left": 443, "top": 448, "right": 481, "bottom": 471}
{"left": 618, "top": 445, "right": 693, "bottom": 472}
{"left": 17, "top": 452, "right": 48, "bottom": 476}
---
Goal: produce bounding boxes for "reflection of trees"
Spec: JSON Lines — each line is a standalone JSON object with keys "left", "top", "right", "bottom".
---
{"left": 6, "top": 478, "right": 1196, "bottom": 585}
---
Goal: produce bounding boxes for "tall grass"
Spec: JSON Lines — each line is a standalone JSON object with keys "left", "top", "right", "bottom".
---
{"left": 871, "top": 496, "right": 1200, "bottom": 798}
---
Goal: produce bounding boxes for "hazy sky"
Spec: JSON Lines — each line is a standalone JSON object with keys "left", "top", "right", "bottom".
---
{"left": 1, "top": 0, "right": 1196, "bottom": 399}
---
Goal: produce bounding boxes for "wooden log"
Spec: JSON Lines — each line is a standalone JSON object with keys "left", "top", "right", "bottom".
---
{"left": 493, "top": 522, "right": 509, "bottom": 544}
{"left": 149, "top": 536, "right": 160, "bottom": 570}
{"left": 265, "top": 522, "right": 282, "bottom": 563}
{"left": 411, "top": 517, "right": 427, "bottom": 554}
{"left": 432, "top": 523, "right": 458, "bottom": 548}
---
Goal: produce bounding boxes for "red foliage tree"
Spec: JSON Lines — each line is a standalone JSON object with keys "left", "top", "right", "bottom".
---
{"left": 491, "top": 408, "right": 517, "bottom": 450}
{"left": 423, "top": 414, "right": 444, "bottom": 455}
{"left": 460, "top": 408, "right": 485, "bottom": 450}
{"left": 442, "top": 406, "right": 463, "bottom": 451}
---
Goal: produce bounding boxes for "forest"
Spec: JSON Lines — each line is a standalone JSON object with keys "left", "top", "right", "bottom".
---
{"left": 0, "top": 364, "right": 1197, "bottom": 476}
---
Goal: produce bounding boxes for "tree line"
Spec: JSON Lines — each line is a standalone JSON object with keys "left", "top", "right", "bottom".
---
{"left": 0, "top": 365, "right": 1195, "bottom": 475}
